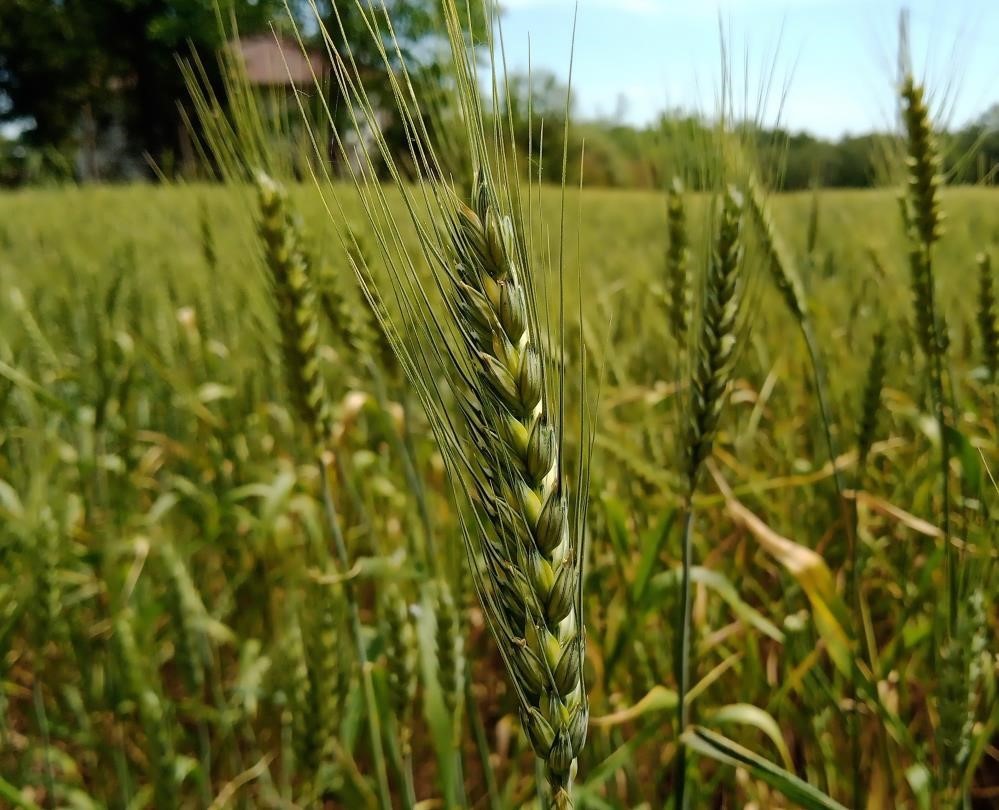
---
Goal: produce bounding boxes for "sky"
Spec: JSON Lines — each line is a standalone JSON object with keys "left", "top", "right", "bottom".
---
{"left": 497, "top": 0, "right": 999, "bottom": 138}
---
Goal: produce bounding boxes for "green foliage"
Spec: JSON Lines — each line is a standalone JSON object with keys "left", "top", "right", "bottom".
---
{"left": 0, "top": 0, "right": 484, "bottom": 182}
{"left": 0, "top": 0, "right": 283, "bottom": 160}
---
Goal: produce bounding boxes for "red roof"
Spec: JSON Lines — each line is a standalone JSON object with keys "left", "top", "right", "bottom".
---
{"left": 231, "top": 35, "right": 327, "bottom": 87}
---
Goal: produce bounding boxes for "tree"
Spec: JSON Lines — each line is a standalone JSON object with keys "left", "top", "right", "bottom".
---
{"left": 0, "top": 1, "right": 107, "bottom": 150}
{"left": 0, "top": 1, "right": 485, "bottom": 178}
{"left": 499, "top": 69, "right": 579, "bottom": 182}
{"left": 0, "top": 1, "right": 284, "bottom": 162}
{"left": 296, "top": 1, "right": 488, "bottom": 180}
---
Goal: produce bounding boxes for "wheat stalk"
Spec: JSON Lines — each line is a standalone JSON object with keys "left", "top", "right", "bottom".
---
{"left": 303, "top": 2, "right": 593, "bottom": 804}
{"left": 254, "top": 171, "right": 392, "bottom": 809}
{"left": 676, "top": 185, "right": 747, "bottom": 810}
{"left": 900, "top": 74, "right": 971, "bottom": 805}
{"left": 899, "top": 75, "right": 955, "bottom": 610}
{"left": 685, "top": 187, "right": 747, "bottom": 485}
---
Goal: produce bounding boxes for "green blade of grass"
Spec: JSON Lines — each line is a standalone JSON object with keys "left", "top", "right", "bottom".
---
{"left": 681, "top": 726, "right": 848, "bottom": 810}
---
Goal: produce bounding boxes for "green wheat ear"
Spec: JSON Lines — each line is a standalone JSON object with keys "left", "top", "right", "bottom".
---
{"left": 901, "top": 77, "right": 945, "bottom": 248}
{"left": 445, "top": 168, "right": 587, "bottom": 804}
{"left": 115, "top": 609, "right": 177, "bottom": 808}
{"left": 746, "top": 174, "right": 808, "bottom": 323}
{"left": 805, "top": 182, "right": 821, "bottom": 258}
{"left": 255, "top": 172, "right": 332, "bottom": 451}
{"left": 675, "top": 183, "right": 749, "bottom": 810}
{"left": 432, "top": 578, "right": 465, "bottom": 733}
{"left": 306, "top": 580, "right": 342, "bottom": 793}
{"left": 900, "top": 75, "right": 947, "bottom": 362}
{"left": 285, "top": 605, "right": 318, "bottom": 777}
{"left": 686, "top": 185, "right": 747, "bottom": 486}
{"left": 34, "top": 507, "right": 64, "bottom": 647}
{"left": 160, "top": 542, "right": 207, "bottom": 693}
{"left": 857, "top": 330, "right": 887, "bottom": 467}
{"left": 315, "top": 248, "right": 376, "bottom": 357}
{"left": 666, "top": 177, "right": 692, "bottom": 341}
{"left": 383, "top": 584, "right": 419, "bottom": 740}
{"left": 977, "top": 252, "right": 998, "bottom": 386}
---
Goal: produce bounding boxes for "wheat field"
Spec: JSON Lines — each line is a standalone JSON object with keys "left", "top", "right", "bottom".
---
{"left": 0, "top": 173, "right": 995, "bottom": 809}
{"left": 0, "top": 5, "right": 997, "bottom": 803}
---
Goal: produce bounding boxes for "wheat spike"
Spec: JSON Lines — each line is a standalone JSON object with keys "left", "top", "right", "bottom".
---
{"left": 313, "top": 2, "right": 590, "bottom": 801}
{"left": 686, "top": 186, "right": 747, "bottom": 485}
{"left": 746, "top": 174, "right": 808, "bottom": 323}
{"left": 114, "top": 610, "right": 177, "bottom": 808}
{"left": 344, "top": 229, "right": 400, "bottom": 377}
{"left": 316, "top": 260, "right": 375, "bottom": 359}
{"left": 433, "top": 579, "right": 465, "bottom": 725}
{"left": 901, "top": 77, "right": 945, "bottom": 248}
{"left": 666, "top": 177, "right": 692, "bottom": 341}
{"left": 383, "top": 585, "right": 418, "bottom": 741}
{"left": 900, "top": 75, "right": 949, "bottom": 365}
{"left": 35, "top": 508, "right": 63, "bottom": 646}
{"left": 255, "top": 172, "right": 332, "bottom": 450}
{"left": 381, "top": 583, "right": 419, "bottom": 806}
{"left": 806, "top": 182, "right": 821, "bottom": 257}
{"left": 160, "top": 542, "right": 206, "bottom": 693}
{"left": 857, "top": 330, "right": 887, "bottom": 467}
{"left": 440, "top": 168, "right": 587, "bottom": 805}
{"left": 286, "top": 607, "right": 318, "bottom": 776}
{"left": 675, "top": 185, "right": 748, "bottom": 810}
{"left": 977, "top": 252, "right": 998, "bottom": 385}
{"left": 307, "top": 581, "right": 342, "bottom": 791}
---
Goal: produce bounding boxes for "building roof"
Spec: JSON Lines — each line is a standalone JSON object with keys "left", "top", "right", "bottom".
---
{"left": 231, "top": 35, "right": 327, "bottom": 87}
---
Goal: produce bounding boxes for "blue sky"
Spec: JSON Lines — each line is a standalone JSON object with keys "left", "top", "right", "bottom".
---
{"left": 498, "top": 0, "right": 999, "bottom": 137}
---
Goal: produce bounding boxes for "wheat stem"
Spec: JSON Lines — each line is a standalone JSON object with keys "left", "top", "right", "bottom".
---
{"left": 676, "top": 185, "right": 747, "bottom": 810}
{"left": 467, "top": 676, "right": 503, "bottom": 810}
{"left": 255, "top": 172, "right": 392, "bottom": 809}
{"left": 849, "top": 329, "right": 887, "bottom": 800}
{"left": 900, "top": 75, "right": 971, "bottom": 804}
{"left": 674, "top": 505, "right": 697, "bottom": 810}
{"left": 319, "top": 458, "right": 393, "bottom": 810}
{"left": 900, "top": 76, "right": 955, "bottom": 629}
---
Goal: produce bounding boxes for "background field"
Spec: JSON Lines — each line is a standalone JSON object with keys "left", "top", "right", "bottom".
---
{"left": 0, "top": 182, "right": 996, "bottom": 808}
